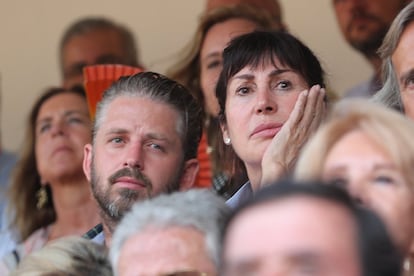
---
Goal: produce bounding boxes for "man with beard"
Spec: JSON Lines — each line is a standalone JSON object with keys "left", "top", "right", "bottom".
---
{"left": 82, "top": 71, "right": 202, "bottom": 247}
{"left": 375, "top": 2, "right": 414, "bottom": 125}
{"left": 332, "top": 0, "right": 409, "bottom": 98}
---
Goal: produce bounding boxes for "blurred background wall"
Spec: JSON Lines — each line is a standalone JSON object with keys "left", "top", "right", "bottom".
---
{"left": 0, "top": 0, "right": 371, "bottom": 152}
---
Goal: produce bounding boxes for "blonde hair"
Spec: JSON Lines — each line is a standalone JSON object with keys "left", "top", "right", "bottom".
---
{"left": 295, "top": 99, "right": 414, "bottom": 190}
{"left": 11, "top": 236, "right": 112, "bottom": 276}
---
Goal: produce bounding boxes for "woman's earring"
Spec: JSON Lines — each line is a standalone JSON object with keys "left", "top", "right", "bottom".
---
{"left": 36, "top": 185, "right": 48, "bottom": 210}
{"left": 224, "top": 137, "right": 231, "bottom": 145}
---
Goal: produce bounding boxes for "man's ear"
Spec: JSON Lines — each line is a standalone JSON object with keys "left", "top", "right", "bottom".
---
{"left": 179, "top": 158, "right": 199, "bottom": 191}
{"left": 83, "top": 143, "right": 93, "bottom": 182}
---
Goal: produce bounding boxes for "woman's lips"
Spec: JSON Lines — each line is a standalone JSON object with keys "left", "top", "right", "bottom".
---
{"left": 250, "top": 123, "right": 283, "bottom": 139}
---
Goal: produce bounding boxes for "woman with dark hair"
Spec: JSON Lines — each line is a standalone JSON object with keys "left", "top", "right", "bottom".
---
{"left": 0, "top": 87, "right": 99, "bottom": 272}
{"left": 168, "top": 4, "right": 278, "bottom": 195}
{"left": 216, "top": 31, "right": 327, "bottom": 206}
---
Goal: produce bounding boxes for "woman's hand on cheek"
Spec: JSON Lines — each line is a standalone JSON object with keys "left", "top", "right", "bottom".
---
{"left": 260, "top": 85, "right": 326, "bottom": 189}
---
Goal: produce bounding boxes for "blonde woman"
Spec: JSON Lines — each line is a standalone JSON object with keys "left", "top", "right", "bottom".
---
{"left": 295, "top": 99, "right": 414, "bottom": 275}
{"left": 11, "top": 236, "right": 111, "bottom": 276}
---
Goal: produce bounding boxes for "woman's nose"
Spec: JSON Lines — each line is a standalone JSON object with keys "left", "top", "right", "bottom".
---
{"left": 348, "top": 181, "right": 367, "bottom": 206}
{"left": 255, "top": 90, "right": 277, "bottom": 114}
{"left": 50, "top": 121, "right": 66, "bottom": 137}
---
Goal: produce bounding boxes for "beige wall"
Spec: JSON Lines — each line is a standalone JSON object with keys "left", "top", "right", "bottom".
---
{"left": 0, "top": 0, "right": 371, "bottom": 152}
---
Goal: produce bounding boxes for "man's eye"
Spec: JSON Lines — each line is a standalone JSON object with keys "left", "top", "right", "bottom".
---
{"left": 110, "top": 137, "right": 124, "bottom": 144}
{"left": 148, "top": 143, "right": 163, "bottom": 151}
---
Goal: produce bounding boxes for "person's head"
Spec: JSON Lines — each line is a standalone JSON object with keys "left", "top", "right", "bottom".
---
{"left": 216, "top": 30, "right": 325, "bottom": 181}
{"left": 60, "top": 17, "right": 141, "bottom": 89}
{"left": 110, "top": 189, "right": 230, "bottom": 276}
{"left": 10, "top": 86, "right": 90, "bottom": 241}
{"left": 375, "top": 1, "right": 414, "bottom": 119}
{"left": 11, "top": 236, "right": 112, "bottom": 276}
{"left": 221, "top": 180, "right": 402, "bottom": 276}
{"left": 168, "top": 4, "right": 277, "bottom": 117}
{"left": 83, "top": 72, "right": 203, "bottom": 235}
{"left": 205, "top": 0, "right": 286, "bottom": 31}
{"left": 332, "top": 0, "right": 408, "bottom": 59}
{"left": 295, "top": 99, "right": 414, "bottom": 256}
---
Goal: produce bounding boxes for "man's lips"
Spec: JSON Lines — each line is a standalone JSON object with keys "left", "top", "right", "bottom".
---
{"left": 348, "top": 14, "right": 378, "bottom": 30}
{"left": 113, "top": 176, "right": 147, "bottom": 190}
{"left": 250, "top": 123, "right": 283, "bottom": 139}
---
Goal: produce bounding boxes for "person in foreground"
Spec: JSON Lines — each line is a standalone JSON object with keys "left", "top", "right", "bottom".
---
{"left": 11, "top": 236, "right": 111, "bottom": 276}
{"left": 0, "top": 87, "right": 100, "bottom": 272}
{"left": 82, "top": 71, "right": 203, "bottom": 247}
{"left": 215, "top": 30, "right": 327, "bottom": 207}
{"left": 295, "top": 99, "right": 414, "bottom": 275}
{"left": 221, "top": 180, "right": 402, "bottom": 276}
{"left": 110, "top": 189, "right": 229, "bottom": 276}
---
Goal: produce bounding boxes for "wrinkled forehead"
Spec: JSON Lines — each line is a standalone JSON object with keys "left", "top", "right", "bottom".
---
{"left": 94, "top": 95, "right": 185, "bottom": 139}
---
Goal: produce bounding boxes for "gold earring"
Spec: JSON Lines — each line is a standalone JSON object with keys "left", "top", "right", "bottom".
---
{"left": 36, "top": 186, "right": 48, "bottom": 210}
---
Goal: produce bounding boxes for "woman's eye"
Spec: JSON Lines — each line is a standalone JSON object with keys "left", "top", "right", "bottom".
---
{"left": 207, "top": 60, "right": 221, "bottom": 70}
{"left": 68, "top": 117, "right": 83, "bottom": 124}
{"left": 39, "top": 124, "right": 51, "bottom": 134}
{"left": 276, "top": 80, "right": 291, "bottom": 90}
{"left": 236, "top": 86, "right": 250, "bottom": 95}
{"left": 328, "top": 177, "right": 348, "bottom": 189}
{"left": 374, "top": 175, "right": 394, "bottom": 185}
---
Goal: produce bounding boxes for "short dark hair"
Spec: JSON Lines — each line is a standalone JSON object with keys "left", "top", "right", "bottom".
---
{"left": 216, "top": 30, "right": 325, "bottom": 120}
{"left": 94, "top": 71, "right": 203, "bottom": 160}
{"left": 59, "top": 16, "right": 139, "bottom": 72}
{"left": 222, "top": 180, "right": 402, "bottom": 276}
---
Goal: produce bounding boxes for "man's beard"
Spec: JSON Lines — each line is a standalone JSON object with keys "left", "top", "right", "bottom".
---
{"left": 347, "top": 13, "right": 389, "bottom": 57}
{"left": 90, "top": 159, "right": 183, "bottom": 229}
{"left": 350, "top": 26, "right": 388, "bottom": 57}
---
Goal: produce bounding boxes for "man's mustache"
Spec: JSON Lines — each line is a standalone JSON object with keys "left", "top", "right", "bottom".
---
{"left": 109, "top": 167, "right": 152, "bottom": 189}
{"left": 347, "top": 11, "right": 381, "bottom": 31}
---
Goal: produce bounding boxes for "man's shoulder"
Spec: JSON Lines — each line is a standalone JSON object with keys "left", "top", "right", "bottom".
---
{"left": 343, "top": 76, "right": 380, "bottom": 98}
{"left": 83, "top": 223, "right": 105, "bottom": 245}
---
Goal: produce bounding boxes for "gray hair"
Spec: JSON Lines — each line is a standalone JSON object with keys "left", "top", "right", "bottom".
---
{"left": 109, "top": 189, "right": 230, "bottom": 275}
{"left": 374, "top": 1, "right": 414, "bottom": 111}
{"left": 93, "top": 71, "right": 203, "bottom": 160}
{"left": 59, "top": 16, "right": 140, "bottom": 73}
{"left": 11, "top": 236, "right": 112, "bottom": 276}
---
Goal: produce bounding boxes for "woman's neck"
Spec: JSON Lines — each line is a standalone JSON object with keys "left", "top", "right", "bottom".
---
{"left": 47, "top": 177, "right": 100, "bottom": 241}
{"left": 245, "top": 164, "right": 262, "bottom": 192}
